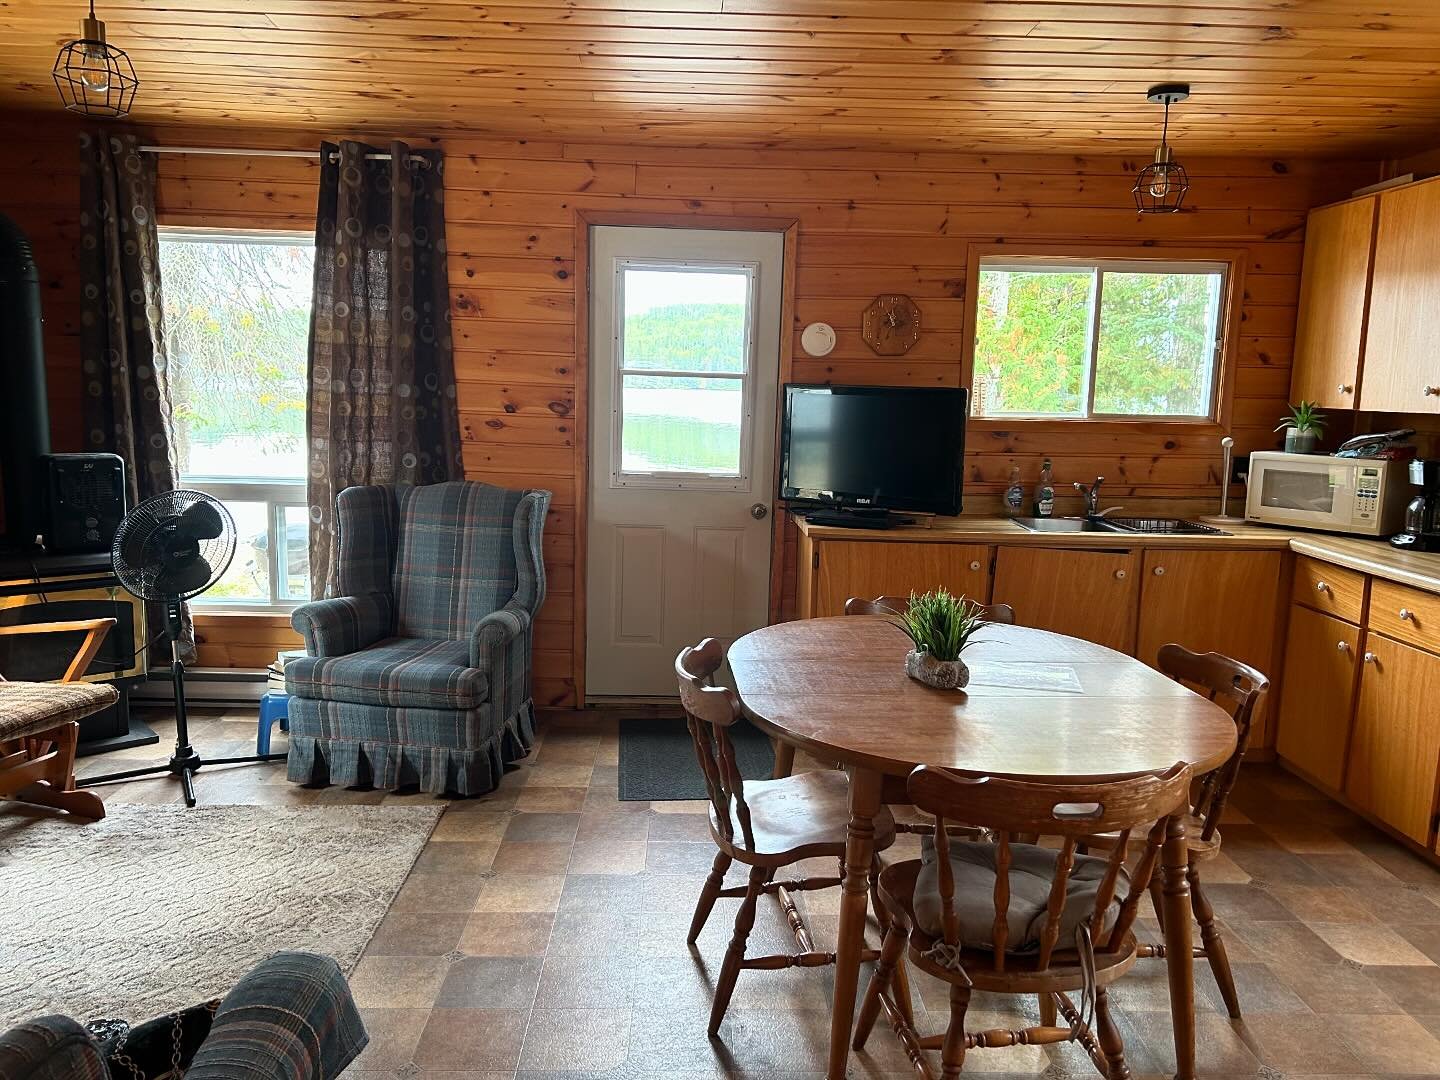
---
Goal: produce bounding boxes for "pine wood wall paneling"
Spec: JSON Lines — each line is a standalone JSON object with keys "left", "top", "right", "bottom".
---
{"left": 5, "top": 118, "right": 1380, "bottom": 703}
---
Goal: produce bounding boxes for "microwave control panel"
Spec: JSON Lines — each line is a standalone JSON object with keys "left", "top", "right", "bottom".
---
{"left": 1355, "top": 467, "right": 1381, "bottom": 520}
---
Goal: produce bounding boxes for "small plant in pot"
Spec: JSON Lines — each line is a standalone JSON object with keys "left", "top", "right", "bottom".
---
{"left": 1276, "top": 400, "right": 1326, "bottom": 454}
{"left": 893, "top": 588, "right": 990, "bottom": 690}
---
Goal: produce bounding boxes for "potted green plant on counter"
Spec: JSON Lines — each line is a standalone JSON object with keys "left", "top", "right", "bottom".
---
{"left": 1276, "top": 400, "right": 1326, "bottom": 454}
{"left": 894, "top": 588, "right": 990, "bottom": 690}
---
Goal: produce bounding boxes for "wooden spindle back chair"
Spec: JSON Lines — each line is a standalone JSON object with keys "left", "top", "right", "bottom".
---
{"left": 675, "top": 637, "right": 901, "bottom": 1037}
{"left": 844, "top": 595, "right": 1016, "bottom": 625}
{"left": 855, "top": 763, "right": 1192, "bottom": 1079}
{"left": 1154, "top": 643, "right": 1269, "bottom": 847}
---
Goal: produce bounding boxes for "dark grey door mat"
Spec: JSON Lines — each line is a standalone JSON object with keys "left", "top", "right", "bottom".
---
{"left": 617, "top": 717, "right": 776, "bottom": 801}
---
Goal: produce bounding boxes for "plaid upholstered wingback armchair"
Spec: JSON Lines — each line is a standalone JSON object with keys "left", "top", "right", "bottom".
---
{"left": 285, "top": 481, "right": 550, "bottom": 796}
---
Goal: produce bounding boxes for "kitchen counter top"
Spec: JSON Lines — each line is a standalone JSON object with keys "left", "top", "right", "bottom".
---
{"left": 794, "top": 514, "right": 1440, "bottom": 595}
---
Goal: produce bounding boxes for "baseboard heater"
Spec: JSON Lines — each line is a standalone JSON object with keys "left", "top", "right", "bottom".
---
{"left": 132, "top": 667, "right": 267, "bottom": 707}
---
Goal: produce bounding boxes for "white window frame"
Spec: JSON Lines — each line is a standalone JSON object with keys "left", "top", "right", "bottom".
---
{"left": 974, "top": 256, "right": 1229, "bottom": 422}
{"left": 609, "top": 258, "right": 759, "bottom": 492}
{"left": 158, "top": 226, "right": 314, "bottom": 613}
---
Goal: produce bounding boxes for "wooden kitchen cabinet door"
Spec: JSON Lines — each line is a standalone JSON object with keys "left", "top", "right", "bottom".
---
{"left": 1291, "top": 196, "right": 1377, "bottom": 410}
{"left": 811, "top": 540, "right": 993, "bottom": 618}
{"left": 1275, "top": 605, "right": 1362, "bottom": 791}
{"left": 991, "top": 547, "right": 1139, "bottom": 653}
{"left": 1360, "top": 179, "right": 1440, "bottom": 415}
{"left": 1344, "top": 633, "right": 1440, "bottom": 847}
{"left": 1136, "top": 550, "right": 1284, "bottom": 671}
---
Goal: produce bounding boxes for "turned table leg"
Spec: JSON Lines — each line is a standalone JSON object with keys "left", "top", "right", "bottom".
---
{"left": 827, "top": 765, "right": 882, "bottom": 1080}
{"left": 1160, "top": 812, "right": 1196, "bottom": 1080}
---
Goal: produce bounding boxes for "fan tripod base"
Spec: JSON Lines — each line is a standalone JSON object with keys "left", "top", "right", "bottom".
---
{"left": 79, "top": 749, "right": 288, "bottom": 807}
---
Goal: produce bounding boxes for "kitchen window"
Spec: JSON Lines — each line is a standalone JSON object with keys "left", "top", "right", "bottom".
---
{"left": 971, "top": 256, "right": 1227, "bottom": 421}
{"left": 157, "top": 228, "right": 313, "bottom": 609}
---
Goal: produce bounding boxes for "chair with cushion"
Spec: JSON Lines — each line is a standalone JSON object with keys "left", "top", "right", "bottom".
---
{"left": 0, "top": 618, "right": 116, "bottom": 819}
{"left": 676, "top": 638, "right": 906, "bottom": 1038}
{"left": 286, "top": 481, "right": 550, "bottom": 796}
{"left": 854, "top": 762, "right": 1192, "bottom": 1078}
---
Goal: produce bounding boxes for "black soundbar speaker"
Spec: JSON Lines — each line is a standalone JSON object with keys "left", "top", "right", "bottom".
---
{"left": 38, "top": 453, "right": 127, "bottom": 554}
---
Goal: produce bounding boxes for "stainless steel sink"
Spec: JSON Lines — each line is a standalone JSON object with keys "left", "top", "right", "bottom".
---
{"left": 1011, "top": 517, "right": 1121, "bottom": 533}
{"left": 1011, "top": 516, "right": 1229, "bottom": 536}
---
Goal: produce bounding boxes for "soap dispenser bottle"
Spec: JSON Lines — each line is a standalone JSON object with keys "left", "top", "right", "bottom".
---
{"left": 1034, "top": 458, "right": 1055, "bottom": 517}
{"left": 1004, "top": 465, "right": 1025, "bottom": 516}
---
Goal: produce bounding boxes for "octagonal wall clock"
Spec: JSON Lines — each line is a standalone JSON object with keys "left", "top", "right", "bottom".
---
{"left": 862, "top": 294, "right": 921, "bottom": 355}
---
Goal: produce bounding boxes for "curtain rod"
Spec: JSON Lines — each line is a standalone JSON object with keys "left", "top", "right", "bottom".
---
{"left": 137, "top": 145, "right": 431, "bottom": 166}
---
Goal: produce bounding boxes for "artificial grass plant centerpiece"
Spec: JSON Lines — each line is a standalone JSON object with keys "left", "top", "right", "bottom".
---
{"left": 892, "top": 588, "right": 991, "bottom": 690}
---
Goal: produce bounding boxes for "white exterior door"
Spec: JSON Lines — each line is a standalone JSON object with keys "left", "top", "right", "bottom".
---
{"left": 586, "top": 226, "right": 784, "bottom": 698}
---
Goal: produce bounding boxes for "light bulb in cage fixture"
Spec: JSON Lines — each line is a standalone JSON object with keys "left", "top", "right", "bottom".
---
{"left": 1132, "top": 83, "right": 1192, "bottom": 214}
{"left": 53, "top": 0, "right": 138, "bottom": 117}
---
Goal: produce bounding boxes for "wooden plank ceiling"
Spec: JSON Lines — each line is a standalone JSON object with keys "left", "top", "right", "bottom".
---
{"left": 3, "top": 0, "right": 1440, "bottom": 154}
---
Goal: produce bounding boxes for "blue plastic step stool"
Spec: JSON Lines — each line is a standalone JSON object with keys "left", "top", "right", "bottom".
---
{"left": 258, "top": 691, "right": 290, "bottom": 755}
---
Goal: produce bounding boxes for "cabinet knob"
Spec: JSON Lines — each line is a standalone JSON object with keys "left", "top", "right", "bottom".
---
{"left": 1315, "top": 581, "right": 1330, "bottom": 594}
{"left": 1336, "top": 640, "right": 1350, "bottom": 653}
{"left": 1153, "top": 565, "right": 1166, "bottom": 576}
{"left": 1425, "top": 385, "right": 1440, "bottom": 397}
{"left": 1399, "top": 607, "right": 1414, "bottom": 621}
{"left": 1114, "top": 569, "right": 1127, "bottom": 580}
{"left": 1337, "top": 383, "right": 1353, "bottom": 394}
{"left": 969, "top": 560, "right": 981, "bottom": 571}
{"left": 1363, "top": 651, "right": 1378, "bottom": 664}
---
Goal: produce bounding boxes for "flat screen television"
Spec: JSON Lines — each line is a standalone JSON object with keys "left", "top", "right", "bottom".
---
{"left": 779, "top": 384, "right": 968, "bottom": 515}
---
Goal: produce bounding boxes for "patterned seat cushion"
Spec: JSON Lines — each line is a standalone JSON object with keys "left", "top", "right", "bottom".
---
{"left": 285, "top": 637, "right": 488, "bottom": 710}
{"left": 0, "top": 682, "right": 119, "bottom": 741}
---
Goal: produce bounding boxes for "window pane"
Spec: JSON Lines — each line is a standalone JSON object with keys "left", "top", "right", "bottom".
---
{"left": 621, "top": 268, "right": 749, "bottom": 373}
{"left": 199, "top": 501, "right": 270, "bottom": 604}
{"left": 1094, "top": 271, "right": 1222, "bottom": 416}
{"left": 158, "top": 236, "right": 313, "bottom": 480}
{"left": 972, "top": 268, "right": 1093, "bottom": 418}
{"left": 280, "top": 505, "right": 311, "bottom": 600}
{"left": 620, "top": 375, "right": 742, "bottom": 475}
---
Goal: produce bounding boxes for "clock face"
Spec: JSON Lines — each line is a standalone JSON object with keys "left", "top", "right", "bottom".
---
{"left": 862, "top": 294, "right": 921, "bottom": 355}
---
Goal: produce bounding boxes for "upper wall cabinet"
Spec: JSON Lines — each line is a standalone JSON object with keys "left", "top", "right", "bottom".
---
{"left": 1290, "top": 196, "right": 1377, "bottom": 410}
{"left": 1361, "top": 179, "right": 1440, "bottom": 415}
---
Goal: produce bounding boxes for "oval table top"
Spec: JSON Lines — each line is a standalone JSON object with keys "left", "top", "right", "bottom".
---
{"left": 728, "top": 617, "right": 1237, "bottom": 782}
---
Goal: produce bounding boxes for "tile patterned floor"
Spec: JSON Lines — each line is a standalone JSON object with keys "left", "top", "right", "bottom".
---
{"left": 76, "top": 709, "right": 1440, "bottom": 1079}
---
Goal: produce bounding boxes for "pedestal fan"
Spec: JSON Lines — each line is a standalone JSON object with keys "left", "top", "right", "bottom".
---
{"left": 79, "top": 489, "right": 287, "bottom": 806}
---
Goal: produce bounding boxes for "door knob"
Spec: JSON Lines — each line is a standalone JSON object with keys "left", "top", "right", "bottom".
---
{"left": 1425, "top": 385, "right": 1440, "bottom": 397}
{"left": 1363, "top": 651, "right": 1377, "bottom": 665}
{"left": 1399, "top": 607, "right": 1414, "bottom": 621}
{"left": 749, "top": 502, "right": 769, "bottom": 520}
{"left": 1315, "top": 581, "right": 1329, "bottom": 593}
{"left": 1153, "top": 565, "right": 1166, "bottom": 576}
{"left": 1114, "top": 569, "right": 1127, "bottom": 580}
{"left": 1337, "top": 384, "right": 1352, "bottom": 394}
{"left": 968, "top": 560, "right": 981, "bottom": 571}
{"left": 1336, "top": 640, "right": 1350, "bottom": 653}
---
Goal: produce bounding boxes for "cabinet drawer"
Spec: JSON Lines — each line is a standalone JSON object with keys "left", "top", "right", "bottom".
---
{"left": 1368, "top": 579, "right": 1440, "bottom": 655}
{"left": 1292, "top": 556, "right": 1368, "bottom": 624}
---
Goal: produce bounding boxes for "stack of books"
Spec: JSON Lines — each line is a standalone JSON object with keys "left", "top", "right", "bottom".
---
{"left": 266, "top": 648, "right": 306, "bottom": 695}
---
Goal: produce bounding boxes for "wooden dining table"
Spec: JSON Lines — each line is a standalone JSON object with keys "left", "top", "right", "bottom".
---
{"left": 728, "top": 616, "right": 1239, "bottom": 1080}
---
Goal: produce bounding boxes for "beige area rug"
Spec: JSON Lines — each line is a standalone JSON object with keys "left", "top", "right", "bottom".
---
{"left": 0, "top": 803, "right": 441, "bottom": 1028}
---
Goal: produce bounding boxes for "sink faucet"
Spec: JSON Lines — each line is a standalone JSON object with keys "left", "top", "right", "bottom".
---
{"left": 1074, "top": 476, "right": 1105, "bottom": 517}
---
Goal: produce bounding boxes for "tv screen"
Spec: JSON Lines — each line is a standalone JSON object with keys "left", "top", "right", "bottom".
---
{"left": 780, "top": 384, "right": 968, "bottom": 515}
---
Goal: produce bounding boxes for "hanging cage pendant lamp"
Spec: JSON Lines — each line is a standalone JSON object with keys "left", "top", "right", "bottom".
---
{"left": 53, "top": 0, "right": 138, "bottom": 118}
{"left": 1133, "top": 83, "right": 1191, "bottom": 214}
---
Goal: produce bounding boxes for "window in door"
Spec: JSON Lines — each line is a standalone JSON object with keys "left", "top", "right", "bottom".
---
{"left": 611, "top": 261, "right": 757, "bottom": 488}
{"left": 157, "top": 228, "right": 313, "bottom": 609}
{"left": 972, "top": 257, "right": 1228, "bottom": 421}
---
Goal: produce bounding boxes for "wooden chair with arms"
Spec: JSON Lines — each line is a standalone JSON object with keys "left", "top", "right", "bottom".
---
{"left": 1090, "top": 644, "right": 1269, "bottom": 1019}
{"left": 676, "top": 638, "right": 905, "bottom": 1038}
{"left": 0, "top": 619, "right": 116, "bottom": 819}
{"left": 854, "top": 762, "right": 1192, "bottom": 1079}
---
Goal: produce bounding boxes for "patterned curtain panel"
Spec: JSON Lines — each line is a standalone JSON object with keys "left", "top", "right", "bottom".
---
{"left": 78, "top": 130, "right": 193, "bottom": 661}
{"left": 306, "top": 140, "right": 462, "bottom": 599}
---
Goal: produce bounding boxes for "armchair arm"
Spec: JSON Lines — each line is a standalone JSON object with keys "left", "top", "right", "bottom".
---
{"left": 186, "top": 952, "right": 367, "bottom": 1080}
{"left": 0, "top": 618, "right": 115, "bottom": 682}
{"left": 469, "top": 598, "right": 531, "bottom": 672}
{"left": 290, "top": 595, "right": 391, "bottom": 658}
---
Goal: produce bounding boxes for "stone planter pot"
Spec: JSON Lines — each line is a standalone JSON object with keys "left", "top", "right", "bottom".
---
{"left": 905, "top": 649, "right": 970, "bottom": 690}
{"left": 1283, "top": 428, "right": 1318, "bottom": 454}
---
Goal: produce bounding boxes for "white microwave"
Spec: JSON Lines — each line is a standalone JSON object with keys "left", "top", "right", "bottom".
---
{"left": 1245, "top": 451, "right": 1410, "bottom": 536}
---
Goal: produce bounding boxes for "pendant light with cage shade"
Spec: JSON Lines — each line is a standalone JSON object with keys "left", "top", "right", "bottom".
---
{"left": 53, "top": 0, "right": 138, "bottom": 117}
{"left": 1133, "top": 84, "right": 1191, "bottom": 214}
